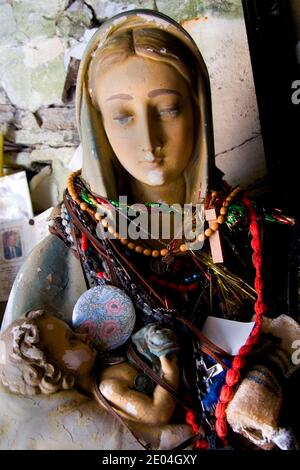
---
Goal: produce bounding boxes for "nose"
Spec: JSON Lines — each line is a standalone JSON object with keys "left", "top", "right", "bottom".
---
{"left": 138, "top": 107, "right": 162, "bottom": 158}
{"left": 75, "top": 332, "right": 89, "bottom": 342}
{"left": 140, "top": 127, "right": 154, "bottom": 157}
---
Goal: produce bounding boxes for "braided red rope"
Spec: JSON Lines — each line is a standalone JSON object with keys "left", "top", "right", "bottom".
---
{"left": 185, "top": 410, "right": 209, "bottom": 449}
{"left": 214, "top": 196, "right": 268, "bottom": 442}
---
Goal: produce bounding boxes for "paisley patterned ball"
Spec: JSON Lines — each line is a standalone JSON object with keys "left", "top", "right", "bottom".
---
{"left": 72, "top": 285, "right": 136, "bottom": 351}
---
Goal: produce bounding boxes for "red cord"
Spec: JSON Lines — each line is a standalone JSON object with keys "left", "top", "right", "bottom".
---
{"left": 214, "top": 196, "right": 268, "bottom": 442}
{"left": 81, "top": 233, "right": 88, "bottom": 252}
{"left": 186, "top": 410, "right": 209, "bottom": 449}
{"left": 186, "top": 410, "right": 199, "bottom": 434}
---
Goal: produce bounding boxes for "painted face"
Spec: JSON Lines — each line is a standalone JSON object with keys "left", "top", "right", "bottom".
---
{"left": 37, "top": 316, "right": 97, "bottom": 377}
{"left": 95, "top": 56, "right": 194, "bottom": 187}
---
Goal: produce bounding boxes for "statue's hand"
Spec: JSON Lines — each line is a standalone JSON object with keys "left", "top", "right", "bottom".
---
{"left": 159, "top": 354, "right": 179, "bottom": 390}
{"left": 131, "top": 323, "right": 179, "bottom": 362}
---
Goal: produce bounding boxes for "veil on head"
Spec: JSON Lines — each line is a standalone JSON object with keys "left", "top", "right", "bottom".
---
{"left": 76, "top": 9, "right": 217, "bottom": 204}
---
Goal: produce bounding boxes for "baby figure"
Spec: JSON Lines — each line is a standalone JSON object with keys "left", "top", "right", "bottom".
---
{"left": 0, "top": 310, "right": 180, "bottom": 426}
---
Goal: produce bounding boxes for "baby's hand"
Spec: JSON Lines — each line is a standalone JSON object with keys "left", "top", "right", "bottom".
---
{"left": 160, "top": 354, "right": 178, "bottom": 371}
{"left": 159, "top": 354, "right": 179, "bottom": 389}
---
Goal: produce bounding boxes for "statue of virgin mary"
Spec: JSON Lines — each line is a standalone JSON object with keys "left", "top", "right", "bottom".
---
{"left": 1, "top": 10, "right": 299, "bottom": 451}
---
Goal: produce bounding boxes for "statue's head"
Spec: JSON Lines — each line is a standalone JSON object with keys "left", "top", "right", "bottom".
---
{"left": 77, "top": 11, "right": 215, "bottom": 204}
{"left": 0, "top": 310, "right": 97, "bottom": 395}
{"left": 88, "top": 28, "right": 196, "bottom": 188}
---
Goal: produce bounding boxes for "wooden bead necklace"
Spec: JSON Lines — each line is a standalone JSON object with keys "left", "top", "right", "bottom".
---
{"left": 67, "top": 171, "right": 241, "bottom": 258}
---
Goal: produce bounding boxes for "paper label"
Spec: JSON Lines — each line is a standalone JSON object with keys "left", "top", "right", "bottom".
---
{"left": 202, "top": 316, "right": 255, "bottom": 356}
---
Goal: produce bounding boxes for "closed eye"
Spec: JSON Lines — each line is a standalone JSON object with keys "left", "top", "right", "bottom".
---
{"left": 158, "top": 107, "right": 180, "bottom": 119}
{"left": 67, "top": 330, "right": 79, "bottom": 344}
{"left": 113, "top": 115, "right": 133, "bottom": 126}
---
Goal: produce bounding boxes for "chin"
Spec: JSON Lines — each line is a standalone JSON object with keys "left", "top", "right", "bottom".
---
{"left": 144, "top": 169, "right": 166, "bottom": 186}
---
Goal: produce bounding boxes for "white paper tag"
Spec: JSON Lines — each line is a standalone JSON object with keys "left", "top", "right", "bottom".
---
{"left": 27, "top": 207, "right": 53, "bottom": 252}
{"left": 202, "top": 316, "right": 255, "bottom": 356}
{"left": 0, "top": 171, "right": 33, "bottom": 221}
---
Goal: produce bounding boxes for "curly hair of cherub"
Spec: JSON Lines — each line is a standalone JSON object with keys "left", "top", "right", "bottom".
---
{"left": 0, "top": 310, "right": 75, "bottom": 395}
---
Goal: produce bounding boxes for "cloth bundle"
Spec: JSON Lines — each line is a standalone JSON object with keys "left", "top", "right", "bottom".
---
{"left": 226, "top": 314, "right": 300, "bottom": 449}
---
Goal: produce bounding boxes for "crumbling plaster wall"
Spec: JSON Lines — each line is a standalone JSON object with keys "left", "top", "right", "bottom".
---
{"left": 0, "top": 0, "right": 266, "bottom": 212}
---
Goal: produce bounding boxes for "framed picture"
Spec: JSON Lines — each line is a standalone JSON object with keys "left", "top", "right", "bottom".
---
{"left": 2, "top": 229, "right": 23, "bottom": 261}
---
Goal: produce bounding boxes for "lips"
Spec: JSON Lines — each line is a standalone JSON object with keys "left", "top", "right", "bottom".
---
{"left": 140, "top": 158, "right": 164, "bottom": 165}
{"left": 146, "top": 160, "right": 163, "bottom": 165}
{"left": 141, "top": 151, "right": 164, "bottom": 165}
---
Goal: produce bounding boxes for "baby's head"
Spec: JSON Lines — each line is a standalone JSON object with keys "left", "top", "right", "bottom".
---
{"left": 0, "top": 310, "right": 97, "bottom": 395}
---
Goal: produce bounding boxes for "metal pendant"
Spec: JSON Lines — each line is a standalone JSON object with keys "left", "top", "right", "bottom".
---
{"left": 149, "top": 257, "right": 167, "bottom": 275}
{"left": 161, "top": 253, "right": 175, "bottom": 271}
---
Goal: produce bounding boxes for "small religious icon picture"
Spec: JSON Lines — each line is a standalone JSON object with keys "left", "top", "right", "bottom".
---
{"left": 2, "top": 229, "right": 23, "bottom": 261}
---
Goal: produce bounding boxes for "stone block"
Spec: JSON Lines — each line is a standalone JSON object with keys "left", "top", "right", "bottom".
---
{"left": 0, "top": 104, "right": 15, "bottom": 128}
{"left": 12, "top": 0, "right": 69, "bottom": 41}
{"left": 0, "top": 3, "right": 25, "bottom": 46}
{"left": 13, "top": 128, "right": 79, "bottom": 147}
{"left": 55, "top": 0, "right": 93, "bottom": 40}
{"left": 29, "top": 147, "right": 76, "bottom": 165}
{"left": 14, "top": 110, "right": 40, "bottom": 130}
{"left": 85, "top": 0, "right": 155, "bottom": 21}
{"left": 36, "top": 107, "right": 77, "bottom": 131}
{"left": 0, "top": 38, "right": 66, "bottom": 111}
{"left": 0, "top": 0, "right": 69, "bottom": 47}
{"left": 156, "top": 0, "right": 243, "bottom": 22}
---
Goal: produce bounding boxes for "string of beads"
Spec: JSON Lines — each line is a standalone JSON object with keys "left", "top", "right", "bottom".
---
{"left": 67, "top": 170, "right": 241, "bottom": 257}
